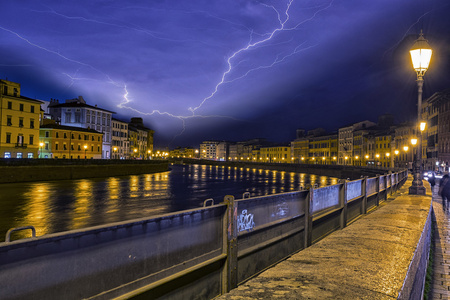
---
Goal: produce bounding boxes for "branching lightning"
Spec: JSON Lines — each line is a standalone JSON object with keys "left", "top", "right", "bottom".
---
{"left": 2, "top": 0, "right": 335, "bottom": 146}
{"left": 189, "top": 0, "right": 334, "bottom": 113}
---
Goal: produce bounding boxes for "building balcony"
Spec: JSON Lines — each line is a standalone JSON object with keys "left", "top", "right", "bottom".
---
{"left": 15, "top": 143, "right": 27, "bottom": 149}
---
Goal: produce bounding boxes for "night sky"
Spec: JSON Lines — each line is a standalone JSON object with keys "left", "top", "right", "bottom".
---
{"left": 1, "top": 0, "right": 450, "bottom": 148}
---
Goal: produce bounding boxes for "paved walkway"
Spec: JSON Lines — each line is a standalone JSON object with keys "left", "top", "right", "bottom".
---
{"left": 219, "top": 178, "right": 432, "bottom": 299}
{"left": 431, "top": 185, "right": 450, "bottom": 299}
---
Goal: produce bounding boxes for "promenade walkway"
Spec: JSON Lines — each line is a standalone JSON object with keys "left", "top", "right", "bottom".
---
{"left": 219, "top": 177, "right": 434, "bottom": 299}
{"left": 430, "top": 184, "right": 450, "bottom": 299}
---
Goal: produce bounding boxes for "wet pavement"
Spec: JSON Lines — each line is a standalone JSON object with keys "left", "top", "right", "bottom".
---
{"left": 218, "top": 176, "right": 434, "bottom": 299}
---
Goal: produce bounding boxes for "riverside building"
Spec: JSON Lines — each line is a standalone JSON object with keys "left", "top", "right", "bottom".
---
{"left": 48, "top": 96, "right": 115, "bottom": 159}
{"left": 39, "top": 120, "right": 103, "bottom": 159}
{"left": 0, "top": 79, "right": 43, "bottom": 159}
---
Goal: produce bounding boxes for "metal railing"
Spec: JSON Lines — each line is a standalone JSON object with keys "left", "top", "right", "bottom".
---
{"left": 0, "top": 170, "right": 408, "bottom": 300}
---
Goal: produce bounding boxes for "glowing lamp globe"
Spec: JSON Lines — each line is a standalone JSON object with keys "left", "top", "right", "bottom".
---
{"left": 410, "top": 31, "right": 432, "bottom": 77}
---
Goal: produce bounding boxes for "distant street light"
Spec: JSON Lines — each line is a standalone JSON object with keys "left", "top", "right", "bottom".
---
{"left": 84, "top": 145, "right": 88, "bottom": 159}
{"left": 409, "top": 31, "right": 431, "bottom": 195}
{"left": 39, "top": 142, "right": 44, "bottom": 158}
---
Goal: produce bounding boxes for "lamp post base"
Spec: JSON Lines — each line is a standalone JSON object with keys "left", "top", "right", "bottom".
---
{"left": 409, "top": 185, "right": 426, "bottom": 195}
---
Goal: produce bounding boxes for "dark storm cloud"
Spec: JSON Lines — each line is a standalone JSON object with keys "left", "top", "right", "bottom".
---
{"left": 1, "top": 0, "right": 450, "bottom": 148}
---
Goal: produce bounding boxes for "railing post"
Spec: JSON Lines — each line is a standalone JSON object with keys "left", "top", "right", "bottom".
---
{"left": 305, "top": 188, "right": 313, "bottom": 248}
{"left": 384, "top": 174, "right": 388, "bottom": 201}
{"left": 340, "top": 180, "right": 348, "bottom": 229}
{"left": 362, "top": 176, "right": 368, "bottom": 214}
{"left": 223, "top": 195, "right": 238, "bottom": 293}
{"left": 376, "top": 175, "right": 380, "bottom": 207}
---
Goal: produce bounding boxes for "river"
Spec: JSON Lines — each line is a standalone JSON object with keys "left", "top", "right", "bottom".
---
{"left": 0, "top": 164, "right": 339, "bottom": 242}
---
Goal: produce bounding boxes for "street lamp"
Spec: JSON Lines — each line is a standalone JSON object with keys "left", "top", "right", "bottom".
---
{"left": 409, "top": 30, "right": 432, "bottom": 195}
{"left": 39, "top": 142, "right": 44, "bottom": 158}
{"left": 113, "top": 147, "right": 117, "bottom": 159}
{"left": 394, "top": 150, "right": 399, "bottom": 168}
{"left": 84, "top": 144, "right": 88, "bottom": 159}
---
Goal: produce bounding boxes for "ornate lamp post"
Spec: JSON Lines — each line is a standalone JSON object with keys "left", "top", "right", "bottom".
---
{"left": 409, "top": 31, "right": 432, "bottom": 195}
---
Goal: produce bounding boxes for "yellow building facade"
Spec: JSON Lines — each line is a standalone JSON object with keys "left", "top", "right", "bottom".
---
{"left": 308, "top": 134, "right": 338, "bottom": 165}
{"left": 0, "top": 80, "right": 43, "bottom": 158}
{"left": 260, "top": 146, "right": 291, "bottom": 163}
{"left": 39, "top": 122, "right": 103, "bottom": 159}
{"left": 374, "top": 134, "right": 393, "bottom": 168}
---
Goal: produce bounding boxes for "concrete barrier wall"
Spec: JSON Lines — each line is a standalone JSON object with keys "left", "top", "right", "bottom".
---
{"left": 0, "top": 170, "right": 409, "bottom": 300}
{"left": 0, "top": 161, "right": 169, "bottom": 183}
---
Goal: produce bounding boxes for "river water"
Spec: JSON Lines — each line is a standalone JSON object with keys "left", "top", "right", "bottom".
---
{"left": 0, "top": 164, "right": 339, "bottom": 242}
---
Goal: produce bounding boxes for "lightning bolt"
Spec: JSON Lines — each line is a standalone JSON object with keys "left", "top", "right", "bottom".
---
{"left": 189, "top": 0, "right": 334, "bottom": 113}
{"left": 2, "top": 0, "right": 334, "bottom": 147}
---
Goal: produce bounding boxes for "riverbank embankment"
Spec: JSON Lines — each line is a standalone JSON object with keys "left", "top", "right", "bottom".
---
{"left": 176, "top": 158, "right": 395, "bottom": 180}
{"left": 0, "top": 159, "right": 169, "bottom": 183}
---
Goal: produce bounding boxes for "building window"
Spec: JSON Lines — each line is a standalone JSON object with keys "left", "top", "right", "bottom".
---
{"left": 6, "top": 133, "right": 11, "bottom": 144}
{"left": 4, "top": 152, "right": 11, "bottom": 158}
{"left": 7, "top": 101, "right": 12, "bottom": 109}
{"left": 64, "top": 133, "right": 67, "bottom": 139}
{"left": 55, "top": 144, "right": 59, "bottom": 150}
{"left": 78, "top": 145, "right": 81, "bottom": 151}
{"left": 63, "top": 144, "right": 67, "bottom": 150}
{"left": 30, "top": 119, "right": 34, "bottom": 129}
{"left": 28, "top": 153, "right": 33, "bottom": 158}
{"left": 19, "top": 104, "right": 24, "bottom": 111}
{"left": 45, "top": 131, "right": 50, "bottom": 138}
{"left": 71, "top": 145, "right": 74, "bottom": 150}
{"left": 75, "top": 113, "right": 81, "bottom": 123}
{"left": 17, "top": 153, "right": 23, "bottom": 158}
{"left": 65, "top": 113, "right": 71, "bottom": 123}
{"left": 45, "top": 143, "right": 49, "bottom": 150}
{"left": 19, "top": 118, "right": 24, "bottom": 127}
{"left": 7, "top": 116, "right": 12, "bottom": 126}
{"left": 78, "top": 134, "right": 81, "bottom": 140}
{"left": 29, "top": 135, "right": 34, "bottom": 145}
{"left": 56, "top": 132, "right": 59, "bottom": 138}
{"left": 31, "top": 106, "right": 35, "bottom": 113}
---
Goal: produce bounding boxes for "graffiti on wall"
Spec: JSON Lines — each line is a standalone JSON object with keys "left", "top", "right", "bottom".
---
{"left": 238, "top": 209, "right": 255, "bottom": 232}
{"left": 271, "top": 201, "right": 289, "bottom": 219}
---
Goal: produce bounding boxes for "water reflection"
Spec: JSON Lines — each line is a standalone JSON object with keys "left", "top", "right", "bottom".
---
{"left": 0, "top": 164, "right": 338, "bottom": 242}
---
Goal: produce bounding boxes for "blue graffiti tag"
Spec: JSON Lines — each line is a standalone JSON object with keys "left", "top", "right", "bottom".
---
{"left": 238, "top": 209, "right": 255, "bottom": 232}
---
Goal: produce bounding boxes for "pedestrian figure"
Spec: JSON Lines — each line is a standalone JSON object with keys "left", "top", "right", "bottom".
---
{"left": 428, "top": 173, "right": 436, "bottom": 188}
{"left": 439, "top": 173, "right": 450, "bottom": 210}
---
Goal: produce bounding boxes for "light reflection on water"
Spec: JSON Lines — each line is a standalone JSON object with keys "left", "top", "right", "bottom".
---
{"left": 0, "top": 164, "right": 338, "bottom": 242}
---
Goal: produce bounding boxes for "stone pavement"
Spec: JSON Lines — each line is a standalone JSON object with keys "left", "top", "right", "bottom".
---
{"left": 218, "top": 177, "right": 433, "bottom": 299}
{"left": 430, "top": 184, "right": 450, "bottom": 299}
